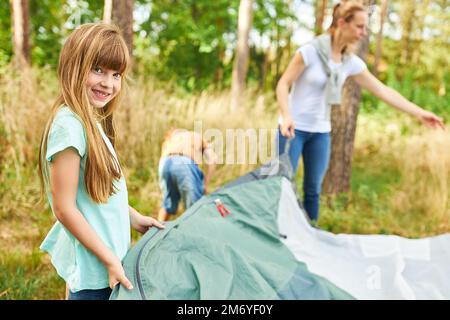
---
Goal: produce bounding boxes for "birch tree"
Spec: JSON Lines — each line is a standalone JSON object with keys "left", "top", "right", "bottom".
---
{"left": 314, "top": 0, "right": 329, "bottom": 35}
{"left": 10, "top": 0, "right": 30, "bottom": 67}
{"left": 103, "top": 0, "right": 112, "bottom": 24}
{"left": 112, "top": 0, "right": 133, "bottom": 55}
{"left": 231, "top": 0, "right": 254, "bottom": 110}
{"left": 373, "top": 0, "right": 388, "bottom": 77}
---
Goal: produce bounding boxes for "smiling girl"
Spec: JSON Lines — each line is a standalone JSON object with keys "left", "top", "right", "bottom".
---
{"left": 38, "top": 23, "right": 164, "bottom": 300}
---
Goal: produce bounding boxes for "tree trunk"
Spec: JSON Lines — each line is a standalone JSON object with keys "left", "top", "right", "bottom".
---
{"left": 10, "top": 0, "right": 30, "bottom": 67}
{"left": 112, "top": 0, "right": 133, "bottom": 56}
{"left": 272, "top": 24, "right": 282, "bottom": 90}
{"left": 215, "top": 46, "right": 225, "bottom": 89}
{"left": 314, "top": 0, "right": 328, "bottom": 35}
{"left": 112, "top": 0, "right": 133, "bottom": 135}
{"left": 214, "top": 17, "right": 225, "bottom": 89}
{"left": 400, "top": 0, "right": 415, "bottom": 65}
{"left": 191, "top": 2, "right": 201, "bottom": 84}
{"left": 373, "top": 0, "right": 388, "bottom": 78}
{"left": 259, "top": 46, "right": 270, "bottom": 91}
{"left": 412, "top": 0, "right": 430, "bottom": 66}
{"left": 322, "top": 0, "right": 374, "bottom": 195}
{"left": 103, "top": 0, "right": 112, "bottom": 24}
{"left": 231, "top": 0, "right": 254, "bottom": 110}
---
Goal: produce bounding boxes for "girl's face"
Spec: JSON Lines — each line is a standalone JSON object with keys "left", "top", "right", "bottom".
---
{"left": 341, "top": 11, "right": 368, "bottom": 44}
{"left": 85, "top": 66, "right": 122, "bottom": 109}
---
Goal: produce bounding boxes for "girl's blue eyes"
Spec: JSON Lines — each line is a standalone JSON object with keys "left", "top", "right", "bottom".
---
{"left": 93, "top": 67, "right": 121, "bottom": 79}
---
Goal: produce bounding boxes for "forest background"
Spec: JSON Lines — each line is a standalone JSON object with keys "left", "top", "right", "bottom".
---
{"left": 0, "top": 0, "right": 449, "bottom": 299}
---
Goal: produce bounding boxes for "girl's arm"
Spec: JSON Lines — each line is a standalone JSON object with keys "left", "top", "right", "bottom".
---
{"left": 129, "top": 206, "right": 165, "bottom": 234}
{"left": 352, "top": 70, "right": 445, "bottom": 129}
{"left": 276, "top": 52, "right": 306, "bottom": 137}
{"left": 50, "top": 148, "right": 133, "bottom": 290}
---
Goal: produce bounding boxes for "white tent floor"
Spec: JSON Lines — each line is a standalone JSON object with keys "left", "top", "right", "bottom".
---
{"left": 278, "top": 179, "right": 450, "bottom": 299}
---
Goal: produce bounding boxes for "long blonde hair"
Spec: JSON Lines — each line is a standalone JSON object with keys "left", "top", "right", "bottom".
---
{"left": 38, "top": 23, "right": 130, "bottom": 203}
{"left": 327, "top": 0, "right": 367, "bottom": 53}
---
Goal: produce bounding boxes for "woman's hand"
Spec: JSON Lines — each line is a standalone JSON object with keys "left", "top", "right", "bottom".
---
{"left": 105, "top": 255, "right": 133, "bottom": 290}
{"left": 280, "top": 115, "right": 295, "bottom": 138}
{"left": 416, "top": 110, "right": 445, "bottom": 129}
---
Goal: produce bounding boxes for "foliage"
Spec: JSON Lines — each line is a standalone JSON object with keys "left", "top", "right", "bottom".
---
{"left": 1, "top": 0, "right": 105, "bottom": 68}
{"left": 0, "top": 2, "right": 12, "bottom": 67}
{"left": 1, "top": 0, "right": 448, "bottom": 92}
{"left": 136, "top": 0, "right": 238, "bottom": 91}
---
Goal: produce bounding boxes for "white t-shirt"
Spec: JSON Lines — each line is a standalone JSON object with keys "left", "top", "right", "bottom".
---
{"left": 278, "top": 43, "right": 367, "bottom": 133}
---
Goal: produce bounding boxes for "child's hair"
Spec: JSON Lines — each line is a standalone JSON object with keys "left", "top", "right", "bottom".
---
{"left": 327, "top": 0, "right": 367, "bottom": 53}
{"left": 38, "top": 23, "right": 130, "bottom": 203}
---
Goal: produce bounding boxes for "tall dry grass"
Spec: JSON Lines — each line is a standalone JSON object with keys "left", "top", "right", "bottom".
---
{"left": 0, "top": 66, "right": 57, "bottom": 221}
{"left": 391, "top": 129, "right": 450, "bottom": 229}
{"left": 353, "top": 115, "right": 450, "bottom": 235}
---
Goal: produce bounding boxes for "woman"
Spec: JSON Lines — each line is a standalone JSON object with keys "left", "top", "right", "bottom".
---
{"left": 276, "top": 1, "right": 444, "bottom": 222}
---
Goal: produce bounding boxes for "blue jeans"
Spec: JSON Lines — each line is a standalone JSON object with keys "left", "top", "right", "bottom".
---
{"left": 276, "top": 129, "right": 331, "bottom": 222}
{"left": 158, "top": 155, "right": 204, "bottom": 214}
{"left": 68, "top": 287, "right": 112, "bottom": 300}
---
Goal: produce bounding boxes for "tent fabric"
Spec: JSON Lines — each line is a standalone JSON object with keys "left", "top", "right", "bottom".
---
{"left": 111, "top": 176, "right": 353, "bottom": 300}
{"left": 277, "top": 178, "right": 450, "bottom": 299}
{"left": 111, "top": 155, "right": 450, "bottom": 300}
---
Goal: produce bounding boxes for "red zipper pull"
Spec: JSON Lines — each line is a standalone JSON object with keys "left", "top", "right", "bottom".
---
{"left": 221, "top": 204, "right": 230, "bottom": 216}
{"left": 214, "top": 199, "right": 230, "bottom": 218}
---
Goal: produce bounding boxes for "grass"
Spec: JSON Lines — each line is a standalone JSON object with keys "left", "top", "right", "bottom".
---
{"left": 0, "top": 249, "right": 64, "bottom": 300}
{"left": 319, "top": 116, "right": 450, "bottom": 237}
{"left": 0, "top": 66, "right": 449, "bottom": 299}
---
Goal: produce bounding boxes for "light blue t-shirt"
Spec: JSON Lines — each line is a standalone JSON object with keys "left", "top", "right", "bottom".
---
{"left": 40, "top": 106, "right": 131, "bottom": 292}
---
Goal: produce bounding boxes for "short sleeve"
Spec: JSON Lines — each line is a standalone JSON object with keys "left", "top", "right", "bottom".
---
{"left": 347, "top": 54, "right": 367, "bottom": 76}
{"left": 46, "top": 113, "right": 86, "bottom": 162}
{"left": 296, "top": 43, "right": 317, "bottom": 67}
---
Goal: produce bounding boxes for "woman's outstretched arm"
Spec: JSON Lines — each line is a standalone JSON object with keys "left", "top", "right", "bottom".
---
{"left": 352, "top": 70, "right": 445, "bottom": 129}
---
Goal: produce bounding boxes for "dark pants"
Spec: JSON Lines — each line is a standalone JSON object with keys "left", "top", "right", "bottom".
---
{"left": 68, "top": 287, "right": 112, "bottom": 300}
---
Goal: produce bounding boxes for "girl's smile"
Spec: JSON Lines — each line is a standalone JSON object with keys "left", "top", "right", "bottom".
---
{"left": 86, "top": 66, "right": 122, "bottom": 108}
{"left": 92, "top": 88, "right": 111, "bottom": 100}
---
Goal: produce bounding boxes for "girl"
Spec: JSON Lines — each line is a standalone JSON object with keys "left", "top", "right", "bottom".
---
{"left": 276, "top": 1, "right": 444, "bottom": 223}
{"left": 38, "top": 23, "right": 164, "bottom": 300}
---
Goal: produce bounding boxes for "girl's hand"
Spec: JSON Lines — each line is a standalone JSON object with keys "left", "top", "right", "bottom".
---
{"left": 416, "top": 110, "right": 445, "bottom": 129}
{"left": 131, "top": 213, "right": 165, "bottom": 234}
{"left": 280, "top": 115, "right": 295, "bottom": 138}
{"left": 106, "top": 256, "right": 133, "bottom": 290}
